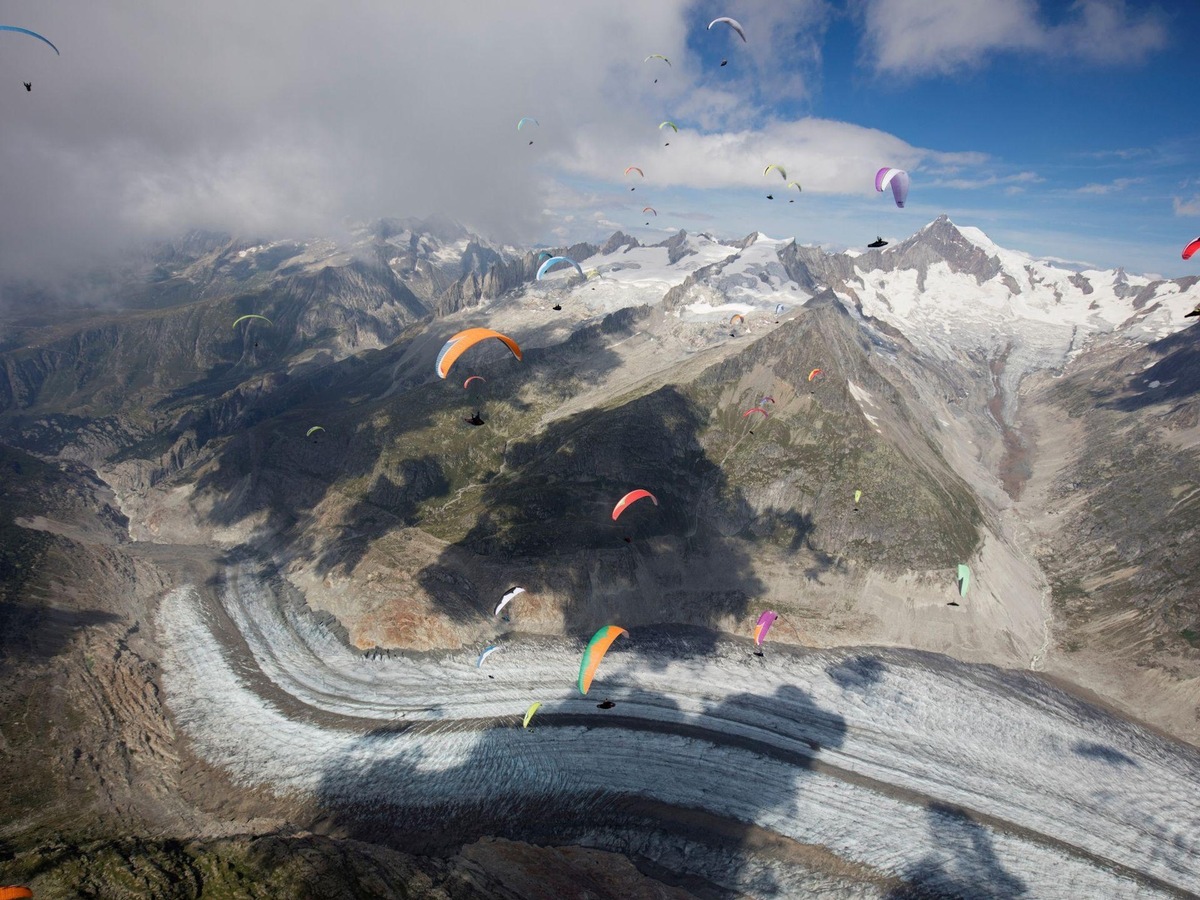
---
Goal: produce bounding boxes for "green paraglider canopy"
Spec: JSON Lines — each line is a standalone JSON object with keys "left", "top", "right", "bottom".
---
{"left": 957, "top": 564, "right": 971, "bottom": 597}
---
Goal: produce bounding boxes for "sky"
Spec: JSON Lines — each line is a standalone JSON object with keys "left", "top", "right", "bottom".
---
{"left": 0, "top": 0, "right": 1196, "bottom": 284}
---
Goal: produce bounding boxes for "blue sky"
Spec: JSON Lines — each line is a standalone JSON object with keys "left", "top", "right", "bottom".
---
{"left": 0, "top": 1, "right": 1195, "bottom": 280}
{"left": 545, "top": 1, "right": 1199, "bottom": 276}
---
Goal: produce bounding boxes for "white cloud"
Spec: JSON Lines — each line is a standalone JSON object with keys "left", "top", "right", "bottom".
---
{"left": 860, "top": 0, "right": 1167, "bottom": 77}
{"left": 928, "top": 170, "right": 1043, "bottom": 190}
{"left": 1076, "top": 177, "right": 1145, "bottom": 195}
{"left": 1174, "top": 196, "right": 1200, "bottom": 217}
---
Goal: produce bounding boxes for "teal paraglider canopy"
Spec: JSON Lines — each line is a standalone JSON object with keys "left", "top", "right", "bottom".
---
{"left": 0, "top": 25, "right": 59, "bottom": 54}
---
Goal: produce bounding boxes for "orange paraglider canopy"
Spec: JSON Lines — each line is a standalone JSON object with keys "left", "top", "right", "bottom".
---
{"left": 612, "top": 489, "right": 658, "bottom": 521}
{"left": 436, "top": 328, "right": 522, "bottom": 379}
{"left": 0, "top": 887, "right": 34, "bottom": 900}
{"left": 808, "top": 367, "right": 823, "bottom": 382}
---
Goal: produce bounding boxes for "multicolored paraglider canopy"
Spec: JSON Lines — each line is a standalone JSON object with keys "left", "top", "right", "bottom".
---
{"left": 612, "top": 489, "right": 657, "bottom": 521}
{"left": 808, "top": 368, "right": 824, "bottom": 382}
{"left": 578, "top": 625, "right": 627, "bottom": 694}
{"left": 435, "top": 328, "right": 522, "bottom": 379}
{"left": 754, "top": 610, "right": 778, "bottom": 646}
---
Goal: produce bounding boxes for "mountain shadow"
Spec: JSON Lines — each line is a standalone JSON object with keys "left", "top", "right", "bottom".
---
{"left": 886, "top": 802, "right": 1027, "bottom": 899}
{"left": 413, "top": 384, "right": 769, "bottom": 653}
{"left": 312, "top": 678, "right": 848, "bottom": 896}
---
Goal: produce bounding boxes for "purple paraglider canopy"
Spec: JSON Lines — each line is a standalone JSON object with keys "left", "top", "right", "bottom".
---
{"left": 754, "top": 610, "right": 778, "bottom": 646}
{"left": 875, "top": 167, "right": 910, "bottom": 208}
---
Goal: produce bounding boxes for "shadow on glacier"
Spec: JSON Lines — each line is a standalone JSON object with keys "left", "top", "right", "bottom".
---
{"left": 825, "top": 654, "right": 887, "bottom": 690}
{"left": 310, "top": 681, "right": 847, "bottom": 896}
{"left": 886, "top": 802, "right": 1027, "bottom": 900}
{"left": 1072, "top": 741, "right": 1137, "bottom": 767}
{"left": 411, "top": 383, "right": 803, "bottom": 658}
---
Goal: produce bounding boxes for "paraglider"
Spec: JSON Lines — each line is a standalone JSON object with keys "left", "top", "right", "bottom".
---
{"left": 463, "top": 375, "right": 485, "bottom": 389}
{"left": 875, "top": 167, "right": 910, "bottom": 208}
{"left": 775, "top": 303, "right": 786, "bottom": 316}
{"left": 477, "top": 645, "right": 501, "bottom": 668}
{"left": 786, "top": 181, "right": 802, "bottom": 192}
{"left": 957, "top": 564, "right": 971, "bottom": 597}
{"left": 305, "top": 426, "right": 325, "bottom": 438}
{"left": 720, "top": 59, "right": 728, "bottom": 66}
{"left": 518, "top": 116, "right": 539, "bottom": 144}
{"left": 808, "top": 368, "right": 823, "bottom": 382}
{"left": 645, "top": 54, "right": 671, "bottom": 66}
{"left": 436, "top": 328, "right": 523, "bottom": 379}
{"left": 578, "top": 625, "right": 627, "bottom": 694}
{"left": 612, "top": 489, "right": 657, "bottom": 521}
{"left": 659, "top": 121, "right": 678, "bottom": 133}
{"left": 464, "top": 411, "right": 485, "bottom": 427}
{"left": 642, "top": 207, "right": 657, "bottom": 217}
{"left": 764, "top": 164, "right": 786, "bottom": 180}
{"left": 0, "top": 25, "right": 60, "bottom": 54}
{"left": 754, "top": 610, "right": 778, "bottom": 646}
{"left": 868, "top": 237, "right": 889, "bottom": 248}
{"left": 708, "top": 17, "right": 747, "bottom": 42}
{"left": 536, "top": 255, "right": 584, "bottom": 281}
{"left": 730, "top": 313, "right": 745, "bottom": 325}
{"left": 625, "top": 166, "right": 643, "bottom": 190}
{"left": 232, "top": 314, "right": 272, "bottom": 328}
{"left": 495, "top": 586, "right": 525, "bottom": 616}
{"left": 552, "top": 304, "right": 563, "bottom": 311}
{"left": 766, "top": 194, "right": 775, "bottom": 201}
{"left": 1186, "top": 304, "right": 1200, "bottom": 319}
{"left": 742, "top": 407, "right": 769, "bottom": 419}
{"left": 523, "top": 701, "right": 541, "bottom": 728}
{"left": 596, "top": 700, "right": 616, "bottom": 709}
{"left": 854, "top": 489, "right": 862, "bottom": 507}
{"left": 23, "top": 81, "right": 30, "bottom": 91}
{"left": 760, "top": 395, "right": 775, "bottom": 405}
{"left": 1184, "top": 238, "right": 1200, "bottom": 261}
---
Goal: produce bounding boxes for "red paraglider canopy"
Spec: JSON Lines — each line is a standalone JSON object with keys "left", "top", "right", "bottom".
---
{"left": 1184, "top": 237, "right": 1200, "bottom": 261}
{"left": 612, "top": 489, "right": 658, "bottom": 521}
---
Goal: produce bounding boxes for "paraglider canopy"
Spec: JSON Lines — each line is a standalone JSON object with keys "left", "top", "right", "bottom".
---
{"left": 764, "top": 164, "right": 786, "bottom": 180}
{"left": 523, "top": 701, "right": 541, "bottom": 728}
{"left": 754, "top": 610, "right": 778, "bottom": 646}
{"left": 957, "top": 564, "right": 971, "bottom": 597}
{"left": 730, "top": 313, "right": 745, "bottom": 325}
{"left": 463, "top": 375, "right": 486, "bottom": 389}
{"left": 612, "top": 489, "right": 658, "bottom": 521}
{"left": 536, "top": 255, "right": 585, "bottom": 281}
{"left": 742, "top": 407, "right": 769, "bottom": 419}
{"left": 477, "top": 645, "right": 501, "bottom": 667}
{"left": 578, "top": 625, "right": 627, "bottom": 694}
{"left": 808, "top": 368, "right": 823, "bottom": 382}
{"left": 624, "top": 166, "right": 644, "bottom": 177}
{"left": 708, "top": 17, "right": 747, "bottom": 41}
{"left": 0, "top": 25, "right": 59, "bottom": 54}
{"left": 642, "top": 207, "right": 657, "bottom": 216}
{"left": 1184, "top": 238, "right": 1200, "bottom": 261}
{"left": 659, "top": 121, "right": 678, "bottom": 133}
{"left": 435, "top": 328, "right": 522, "bottom": 379}
{"left": 0, "top": 889, "right": 34, "bottom": 900}
{"left": 494, "top": 586, "right": 525, "bottom": 616}
{"left": 875, "top": 167, "right": 910, "bottom": 208}
{"left": 786, "top": 181, "right": 802, "bottom": 193}
{"left": 517, "top": 117, "right": 539, "bottom": 130}
{"left": 645, "top": 54, "right": 671, "bottom": 66}
{"left": 232, "top": 314, "right": 272, "bottom": 328}
{"left": 305, "top": 426, "right": 325, "bottom": 438}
